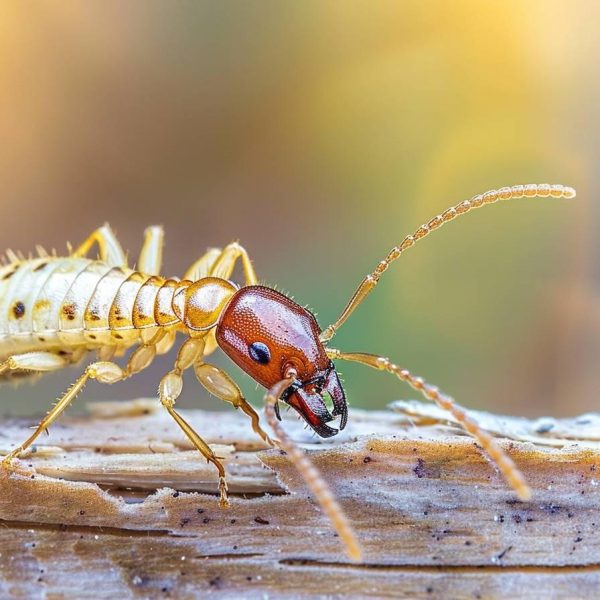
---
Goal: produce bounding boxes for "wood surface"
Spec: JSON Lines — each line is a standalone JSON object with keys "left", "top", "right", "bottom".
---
{"left": 1, "top": 398, "right": 599, "bottom": 599}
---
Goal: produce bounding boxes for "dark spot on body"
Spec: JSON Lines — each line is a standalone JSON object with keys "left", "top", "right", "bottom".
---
{"left": 33, "top": 262, "right": 48, "bottom": 272}
{"left": 62, "top": 304, "right": 76, "bottom": 320}
{"left": 202, "top": 517, "right": 210, "bottom": 524}
{"left": 89, "top": 334, "right": 97, "bottom": 340}
{"left": 12, "top": 301, "right": 25, "bottom": 319}
{"left": 113, "top": 333, "right": 123, "bottom": 340}
{"left": 89, "top": 311, "right": 101, "bottom": 321}
{"left": 363, "top": 456, "right": 372, "bottom": 464}
{"left": 254, "top": 516, "right": 269, "bottom": 525}
{"left": 2, "top": 270, "right": 15, "bottom": 280}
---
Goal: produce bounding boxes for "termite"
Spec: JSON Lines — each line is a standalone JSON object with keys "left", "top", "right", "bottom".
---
{"left": 0, "top": 183, "right": 576, "bottom": 562}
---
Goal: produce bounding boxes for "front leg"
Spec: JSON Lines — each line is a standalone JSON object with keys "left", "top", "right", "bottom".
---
{"left": 184, "top": 242, "right": 257, "bottom": 285}
{"left": 184, "top": 242, "right": 259, "bottom": 357}
{"left": 194, "top": 361, "right": 273, "bottom": 446}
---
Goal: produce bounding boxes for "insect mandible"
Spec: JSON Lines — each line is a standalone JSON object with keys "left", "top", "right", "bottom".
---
{"left": 0, "top": 183, "right": 576, "bottom": 561}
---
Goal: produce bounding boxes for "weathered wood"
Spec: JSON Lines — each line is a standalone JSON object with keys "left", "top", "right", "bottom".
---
{"left": 1, "top": 399, "right": 599, "bottom": 599}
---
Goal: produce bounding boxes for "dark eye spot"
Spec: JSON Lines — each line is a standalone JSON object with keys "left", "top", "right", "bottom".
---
{"left": 249, "top": 342, "right": 270, "bottom": 364}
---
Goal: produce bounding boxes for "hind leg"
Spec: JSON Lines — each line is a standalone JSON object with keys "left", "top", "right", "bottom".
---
{"left": 0, "top": 351, "right": 68, "bottom": 378}
{"left": 2, "top": 360, "right": 125, "bottom": 465}
{"left": 2, "top": 333, "right": 165, "bottom": 465}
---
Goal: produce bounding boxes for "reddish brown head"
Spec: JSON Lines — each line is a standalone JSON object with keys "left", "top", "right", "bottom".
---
{"left": 216, "top": 286, "right": 348, "bottom": 437}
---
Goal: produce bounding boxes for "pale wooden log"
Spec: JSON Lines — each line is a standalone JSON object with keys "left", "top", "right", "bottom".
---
{"left": 1, "top": 399, "right": 599, "bottom": 599}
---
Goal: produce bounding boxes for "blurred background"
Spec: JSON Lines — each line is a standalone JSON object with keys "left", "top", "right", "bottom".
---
{"left": 0, "top": 1, "right": 596, "bottom": 418}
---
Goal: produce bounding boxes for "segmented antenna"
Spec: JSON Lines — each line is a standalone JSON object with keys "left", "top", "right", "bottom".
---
{"left": 321, "top": 183, "right": 577, "bottom": 343}
{"left": 264, "top": 374, "right": 363, "bottom": 562}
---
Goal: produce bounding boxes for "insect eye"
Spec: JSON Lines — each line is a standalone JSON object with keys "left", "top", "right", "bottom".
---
{"left": 248, "top": 342, "right": 271, "bottom": 364}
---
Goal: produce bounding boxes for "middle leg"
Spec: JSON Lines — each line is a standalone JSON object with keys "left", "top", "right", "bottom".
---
{"left": 158, "top": 337, "right": 230, "bottom": 507}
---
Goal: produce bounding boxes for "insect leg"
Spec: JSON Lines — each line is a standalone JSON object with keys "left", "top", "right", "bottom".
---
{"left": 71, "top": 224, "right": 127, "bottom": 268}
{"left": 0, "top": 351, "right": 69, "bottom": 377}
{"left": 2, "top": 360, "right": 124, "bottom": 465}
{"left": 184, "top": 243, "right": 258, "bottom": 286}
{"left": 208, "top": 242, "right": 258, "bottom": 285}
{"left": 194, "top": 361, "right": 273, "bottom": 446}
{"left": 319, "top": 184, "right": 576, "bottom": 343}
{"left": 137, "top": 225, "right": 164, "bottom": 275}
{"left": 122, "top": 329, "right": 166, "bottom": 378}
{"left": 155, "top": 330, "right": 177, "bottom": 356}
{"left": 326, "top": 348, "right": 531, "bottom": 501}
{"left": 158, "top": 337, "right": 230, "bottom": 507}
{"left": 183, "top": 248, "right": 223, "bottom": 281}
{"left": 184, "top": 243, "right": 258, "bottom": 357}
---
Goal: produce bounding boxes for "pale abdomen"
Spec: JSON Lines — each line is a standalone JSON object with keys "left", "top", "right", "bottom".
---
{"left": 0, "top": 257, "right": 182, "bottom": 360}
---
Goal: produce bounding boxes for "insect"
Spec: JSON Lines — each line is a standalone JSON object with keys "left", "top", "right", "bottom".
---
{"left": 0, "top": 183, "right": 575, "bottom": 562}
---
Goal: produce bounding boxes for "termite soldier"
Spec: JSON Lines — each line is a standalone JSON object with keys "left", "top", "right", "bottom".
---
{"left": 0, "top": 183, "right": 576, "bottom": 560}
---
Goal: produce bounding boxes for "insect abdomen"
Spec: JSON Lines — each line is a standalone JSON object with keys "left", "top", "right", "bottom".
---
{"left": 108, "top": 274, "right": 181, "bottom": 331}
{"left": 0, "top": 257, "right": 92, "bottom": 353}
{"left": 0, "top": 257, "right": 183, "bottom": 357}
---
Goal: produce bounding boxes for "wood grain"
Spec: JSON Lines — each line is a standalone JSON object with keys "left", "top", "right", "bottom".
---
{"left": 1, "top": 399, "right": 599, "bottom": 599}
